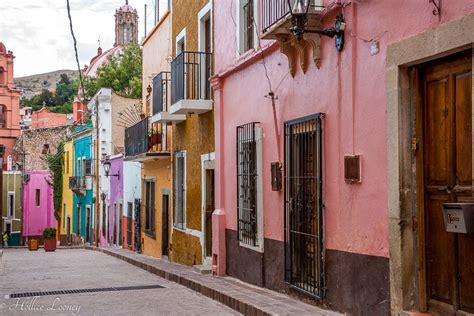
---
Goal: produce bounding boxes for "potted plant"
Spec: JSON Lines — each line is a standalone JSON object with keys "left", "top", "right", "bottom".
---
{"left": 43, "top": 227, "right": 57, "bottom": 252}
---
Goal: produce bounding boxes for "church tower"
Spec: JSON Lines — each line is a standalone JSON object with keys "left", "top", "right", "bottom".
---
{"left": 114, "top": 0, "right": 138, "bottom": 46}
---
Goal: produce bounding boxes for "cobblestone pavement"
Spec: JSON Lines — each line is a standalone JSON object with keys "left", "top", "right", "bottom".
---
{"left": 0, "top": 249, "right": 240, "bottom": 315}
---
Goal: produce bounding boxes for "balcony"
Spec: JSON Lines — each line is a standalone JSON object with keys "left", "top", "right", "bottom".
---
{"left": 151, "top": 71, "right": 186, "bottom": 124}
{"left": 69, "top": 176, "right": 91, "bottom": 194}
{"left": 124, "top": 116, "right": 170, "bottom": 162}
{"left": 261, "top": 0, "right": 325, "bottom": 76}
{"left": 261, "top": 0, "right": 324, "bottom": 40}
{"left": 170, "top": 51, "right": 213, "bottom": 116}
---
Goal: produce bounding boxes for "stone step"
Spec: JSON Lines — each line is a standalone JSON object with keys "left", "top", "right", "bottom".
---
{"left": 192, "top": 264, "right": 212, "bottom": 275}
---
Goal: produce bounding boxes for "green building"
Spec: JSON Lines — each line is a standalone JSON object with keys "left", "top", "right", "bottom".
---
{"left": 2, "top": 171, "right": 22, "bottom": 246}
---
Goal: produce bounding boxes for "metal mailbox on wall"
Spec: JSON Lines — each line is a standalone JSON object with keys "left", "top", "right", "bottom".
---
{"left": 442, "top": 203, "right": 474, "bottom": 234}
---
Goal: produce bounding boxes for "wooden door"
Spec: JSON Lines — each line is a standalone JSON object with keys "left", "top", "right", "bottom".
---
{"left": 205, "top": 169, "right": 214, "bottom": 258}
{"left": 421, "top": 50, "right": 474, "bottom": 314}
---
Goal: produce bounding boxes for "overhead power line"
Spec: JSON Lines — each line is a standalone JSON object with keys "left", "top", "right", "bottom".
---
{"left": 66, "top": 0, "right": 86, "bottom": 101}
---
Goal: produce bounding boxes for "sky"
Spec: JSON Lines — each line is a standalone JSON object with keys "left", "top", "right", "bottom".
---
{"left": 0, "top": 0, "right": 164, "bottom": 77}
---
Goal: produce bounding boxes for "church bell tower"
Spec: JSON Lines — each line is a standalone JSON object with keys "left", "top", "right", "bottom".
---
{"left": 114, "top": 0, "right": 139, "bottom": 46}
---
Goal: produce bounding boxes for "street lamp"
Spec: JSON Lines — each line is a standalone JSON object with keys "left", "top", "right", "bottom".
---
{"left": 287, "top": 0, "right": 345, "bottom": 51}
{"left": 102, "top": 156, "right": 120, "bottom": 179}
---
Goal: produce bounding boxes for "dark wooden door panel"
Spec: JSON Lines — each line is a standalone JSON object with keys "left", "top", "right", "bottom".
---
{"left": 426, "top": 196, "right": 455, "bottom": 305}
{"left": 422, "top": 50, "right": 472, "bottom": 314}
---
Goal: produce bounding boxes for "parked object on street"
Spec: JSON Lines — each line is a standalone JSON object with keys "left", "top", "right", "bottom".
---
{"left": 2, "top": 232, "right": 9, "bottom": 248}
{"left": 43, "top": 227, "right": 57, "bottom": 252}
{"left": 28, "top": 239, "right": 38, "bottom": 251}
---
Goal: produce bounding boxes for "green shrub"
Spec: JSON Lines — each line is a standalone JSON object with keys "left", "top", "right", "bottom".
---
{"left": 42, "top": 227, "right": 57, "bottom": 239}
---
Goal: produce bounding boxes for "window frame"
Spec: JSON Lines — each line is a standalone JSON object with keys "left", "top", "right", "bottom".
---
{"left": 173, "top": 151, "right": 186, "bottom": 230}
{"left": 236, "top": 0, "right": 259, "bottom": 55}
{"left": 236, "top": 123, "right": 264, "bottom": 252}
{"left": 35, "top": 189, "right": 41, "bottom": 208}
{"left": 7, "top": 192, "right": 15, "bottom": 218}
{"left": 145, "top": 178, "right": 156, "bottom": 238}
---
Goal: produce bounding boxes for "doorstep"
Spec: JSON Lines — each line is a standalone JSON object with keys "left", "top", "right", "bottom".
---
{"left": 86, "top": 246, "right": 339, "bottom": 316}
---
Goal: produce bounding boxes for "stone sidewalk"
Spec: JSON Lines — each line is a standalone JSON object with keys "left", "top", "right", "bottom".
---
{"left": 87, "top": 246, "right": 340, "bottom": 316}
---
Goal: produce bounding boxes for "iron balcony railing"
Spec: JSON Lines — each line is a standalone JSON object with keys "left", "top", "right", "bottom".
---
{"left": 152, "top": 71, "right": 170, "bottom": 114}
{"left": 261, "top": 0, "right": 323, "bottom": 34}
{"left": 69, "top": 176, "right": 86, "bottom": 191}
{"left": 125, "top": 116, "right": 149, "bottom": 157}
{"left": 125, "top": 116, "right": 164, "bottom": 157}
{"left": 171, "top": 51, "right": 213, "bottom": 105}
{"left": 261, "top": 0, "right": 289, "bottom": 34}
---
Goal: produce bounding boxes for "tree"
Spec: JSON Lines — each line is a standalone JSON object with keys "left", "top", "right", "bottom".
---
{"left": 47, "top": 141, "right": 64, "bottom": 222}
{"left": 84, "top": 43, "right": 142, "bottom": 99}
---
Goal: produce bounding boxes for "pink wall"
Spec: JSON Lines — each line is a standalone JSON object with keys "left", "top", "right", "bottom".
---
{"left": 214, "top": 1, "right": 474, "bottom": 259}
{"left": 22, "top": 171, "right": 56, "bottom": 237}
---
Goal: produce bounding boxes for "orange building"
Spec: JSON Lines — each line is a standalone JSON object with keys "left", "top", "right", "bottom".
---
{"left": 0, "top": 42, "right": 21, "bottom": 169}
{"left": 31, "top": 107, "right": 68, "bottom": 129}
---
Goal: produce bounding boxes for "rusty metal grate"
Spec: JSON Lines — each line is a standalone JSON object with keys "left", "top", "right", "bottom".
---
{"left": 6, "top": 284, "right": 164, "bottom": 299}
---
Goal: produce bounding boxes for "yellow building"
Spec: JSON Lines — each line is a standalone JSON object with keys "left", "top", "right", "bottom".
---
{"left": 124, "top": 7, "right": 173, "bottom": 259}
{"left": 60, "top": 139, "right": 74, "bottom": 245}
{"left": 169, "top": 0, "right": 215, "bottom": 266}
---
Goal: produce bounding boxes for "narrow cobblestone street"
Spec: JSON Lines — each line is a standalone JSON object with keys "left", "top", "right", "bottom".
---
{"left": 0, "top": 249, "right": 239, "bottom": 315}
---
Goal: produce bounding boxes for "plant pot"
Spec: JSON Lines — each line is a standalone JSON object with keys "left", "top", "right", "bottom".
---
{"left": 44, "top": 238, "right": 57, "bottom": 252}
{"left": 28, "top": 239, "right": 39, "bottom": 251}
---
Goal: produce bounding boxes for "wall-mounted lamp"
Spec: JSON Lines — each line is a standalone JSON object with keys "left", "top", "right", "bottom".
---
{"left": 287, "top": 0, "right": 345, "bottom": 51}
{"left": 102, "top": 156, "right": 120, "bottom": 179}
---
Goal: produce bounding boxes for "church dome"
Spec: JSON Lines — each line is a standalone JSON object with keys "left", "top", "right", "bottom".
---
{"left": 118, "top": 1, "right": 136, "bottom": 12}
{"left": 0, "top": 42, "right": 6, "bottom": 54}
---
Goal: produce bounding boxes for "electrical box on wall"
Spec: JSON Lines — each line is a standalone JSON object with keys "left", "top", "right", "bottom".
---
{"left": 442, "top": 203, "right": 474, "bottom": 234}
{"left": 344, "top": 155, "right": 361, "bottom": 184}
{"left": 271, "top": 162, "right": 282, "bottom": 191}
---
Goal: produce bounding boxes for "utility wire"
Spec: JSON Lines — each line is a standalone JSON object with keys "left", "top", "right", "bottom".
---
{"left": 66, "top": 0, "right": 86, "bottom": 101}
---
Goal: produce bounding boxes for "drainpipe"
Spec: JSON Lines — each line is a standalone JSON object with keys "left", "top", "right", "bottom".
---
{"left": 210, "top": 75, "right": 226, "bottom": 276}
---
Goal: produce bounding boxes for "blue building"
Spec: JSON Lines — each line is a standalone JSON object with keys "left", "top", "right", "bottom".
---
{"left": 71, "top": 124, "right": 94, "bottom": 244}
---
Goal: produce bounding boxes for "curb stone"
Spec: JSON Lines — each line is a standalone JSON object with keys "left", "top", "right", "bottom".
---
{"left": 86, "top": 246, "right": 340, "bottom": 316}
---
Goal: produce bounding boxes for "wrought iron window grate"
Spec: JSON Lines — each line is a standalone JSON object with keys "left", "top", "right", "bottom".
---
{"left": 236, "top": 122, "right": 259, "bottom": 246}
{"left": 284, "top": 114, "right": 324, "bottom": 299}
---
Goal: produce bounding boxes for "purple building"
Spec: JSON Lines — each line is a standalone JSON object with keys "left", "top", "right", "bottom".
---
{"left": 22, "top": 171, "right": 56, "bottom": 242}
{"left": 108, "top": 155, "right": 123, "bottom": 246}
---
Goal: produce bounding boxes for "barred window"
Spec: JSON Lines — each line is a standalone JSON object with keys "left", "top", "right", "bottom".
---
{"left": 174, "top": 151, "right": 186, "bottom": 229}
{"left": 145, "top": 180, "right": 156, "bottom": 237}
{"left": 237, "top": 123, "right": 260, "bottom": 246}
{"left": 238, "top": 0, "right": 257, "bottom": 53}
{"left": 85, "top": 159, "right": 92, "bottom": 176}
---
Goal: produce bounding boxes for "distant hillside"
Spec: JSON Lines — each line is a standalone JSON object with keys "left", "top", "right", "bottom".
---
{"left": 15, "top": 70, "right": 79, "bottom": 100}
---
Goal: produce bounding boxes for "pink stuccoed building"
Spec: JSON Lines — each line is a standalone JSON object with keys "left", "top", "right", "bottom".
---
{"left": 22, "top": 171, "right": 56, "bottom": 242}
{"left": 211, "top": 1, "right": 474, "bottom": 315}
{"left": 0, "top": 42, "right": 21, "bottom": 169}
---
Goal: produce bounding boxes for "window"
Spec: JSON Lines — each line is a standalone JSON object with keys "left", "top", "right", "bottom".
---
{"left": 77, "top": 158, "right": 82, "bottom": 176}
{"left": 145, "top": 179, "right": 156, "bottom": 237}
{"left": 65, "top": 151, "right": 69, "bottom": 173}
{"left": 236, "top": 123, "right": 262, "bottom": 247}
{"left": 7, "top": 193, "right": 14, "bottom": 217}
{"left": 82, "top": 158, "right": 87, "bottom": 176}
{"left": 174, "top": 152, "right": 186, "bottom": 229}
{"left": 238, "top": 0, "right": 257, "bottom": 54}
{"left": 85, "top": 159, "right": 92, "bottom": 176}
{"left": 127, "top": 202, "right": 133, "bottom": 246}
{"left": 63, "top": 203, "right": 66, "bottom": 228}
{"left": 35, "top": 189, "right": 41, "bottom": 207}
{"left": 0, "top": 67, "right": 4, "bottom": 85}
{"left": 0, "top": 105, "right": 6, "bottom": 128}
{"left": 102, "top": 203, "right": 107, "bottom": 237}
{"left": 42, "top": 144, "right": 50, "bottom": 155}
